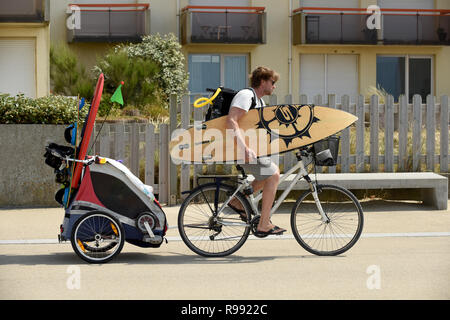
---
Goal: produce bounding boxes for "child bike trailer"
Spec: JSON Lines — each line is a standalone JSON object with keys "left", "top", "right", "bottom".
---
{"left": 43, "top": 74, "right": 168, "bottom": 263}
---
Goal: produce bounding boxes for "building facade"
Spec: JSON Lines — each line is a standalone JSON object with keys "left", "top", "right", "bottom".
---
{"left": 0, "top": 0, "right": 50, "bottom": 98}
{"left": 1, "top": 0, "right": 449, "bottom": 102}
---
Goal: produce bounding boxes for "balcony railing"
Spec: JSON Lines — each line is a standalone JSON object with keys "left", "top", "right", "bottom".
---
{"left": 383, "top": 9, "right": 450, "bottom": 44}
{"left": 293, "top": 7, "right": 450, "bottom": 45}
{"left": 180, "top": 6, "right": 266, "bottom": 44}
{"left": 0, "top": 0, "right": 48, "bottom": 22}
{"left": 67, "top": 3, "right": 150, "bottom": 43}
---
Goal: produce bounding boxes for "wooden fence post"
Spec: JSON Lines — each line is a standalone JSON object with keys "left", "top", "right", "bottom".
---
{"left": 145, "top": 123, "right": 155, "bottom": 189}
{"left": 159, "top": 123, "right": 169, "bottom": 204}
{"left": 412, "top": 95, "right": 422, "bottom": 172}
{"left": 114, "top": 122, "right": 125, "bottom": 162}
{"left": 341, "top": 95, "right": 350, "bottom": 173}
{"left": 269, "top": 94, "right": 277, "bottom": 106}
{"left": 168, "top": 94, "right": 178, "bottom": 205}
{"left": 398, "top": 95, "right": 408, "bottom": 172}
{"left": 440, "top": 95, "right": 449, "bottom": 173}
{"left": 356, "top": 95, "right": 365, "bottom": 173}
{"left": 370, "top": 95, "right": 379, "bottom": 172}
{"left": 130, "top": 122, "right": 140, "bottom": 176}
{"left": 385, "top": 95, "right": 394, "bottom": 172}
{"left": 99, "top": 123, "right": 110, "bottom": 157}
{"left": 327, "top": 94, "right": 336, "bottom": 173}
{"left": 299, "top": 94, "right": 308, "bottom": 104}
{"left": 180, "top": 95, "right": 190, "bottom": 198}
{"left": 426, "top": 95, "right": 436, "bottom": 172}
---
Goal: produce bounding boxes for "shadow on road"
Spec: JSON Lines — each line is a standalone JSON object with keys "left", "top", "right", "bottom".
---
{"left": 0, "top": 253, "right": 80, "bottom": 266}
{"left": 114, "top": 251, "right": 331, "bottom": 265}
{"left": 0, "top": 250, "right": 333, "bottom": 266}
{"left": 359, "top": 199, "right": 433, "bottom": 212}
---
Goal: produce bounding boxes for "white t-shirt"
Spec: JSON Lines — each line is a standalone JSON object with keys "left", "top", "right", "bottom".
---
{"left": 230, "top": 88, "right": 265, "bottom": 112}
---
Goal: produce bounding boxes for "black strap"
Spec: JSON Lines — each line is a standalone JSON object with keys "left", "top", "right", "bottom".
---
{"left": 245, "top": 87, "right": 262, "bottom": 110}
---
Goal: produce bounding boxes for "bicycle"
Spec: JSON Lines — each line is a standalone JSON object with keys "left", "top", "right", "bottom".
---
{"left": 177, "top": 136, "right": 364, "bottom": 257}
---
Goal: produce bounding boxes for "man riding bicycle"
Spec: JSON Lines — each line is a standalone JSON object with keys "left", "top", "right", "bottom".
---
{"left": 226, "top": 66, "right": 286, "bottom": 236}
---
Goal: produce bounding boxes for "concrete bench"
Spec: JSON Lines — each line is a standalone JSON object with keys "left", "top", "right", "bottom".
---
{"left": 277, "top": 172, "right": 448, "bottom": 210}
{"left": 196, "top": 172, "right": 448, "bottom": 210}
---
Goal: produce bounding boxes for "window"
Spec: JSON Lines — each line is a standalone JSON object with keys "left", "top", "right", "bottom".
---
{"left": 0, "top": 39, "right": 36, "bottom": 98}
{"left": 409, "top": 58, "right": 432, "bottom": 101}
{"left": 376, "top": 55, "right": 432, "bottom": 102}
{"left": 300, "top": 54, "right": 359, "bottom": 103}
{"left": 188, "top": 54, "right": 248, "bottom": 94}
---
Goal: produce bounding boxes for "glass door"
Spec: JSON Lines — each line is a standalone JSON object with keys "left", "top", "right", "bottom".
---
{"left": 376, "top": 55, "right": 432, "bottom": 102}
{"left": 408, "top": 57, "right": 432, "bottom": 102}
{"left": 188, "top": 53, "right": 248, "bottom": 94}
{"left": 223, "top": 55, "right": 248, "bottom": 91}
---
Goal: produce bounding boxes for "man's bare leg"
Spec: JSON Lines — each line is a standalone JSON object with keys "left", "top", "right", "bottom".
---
{"left": 228, "top": 176, "right": 267, "bottom": 211}
{"left": 230, "top": 171, "right": 280, "bottom": 212}
{"left": 256, "top": 170, "right": 281, "bottom": 232}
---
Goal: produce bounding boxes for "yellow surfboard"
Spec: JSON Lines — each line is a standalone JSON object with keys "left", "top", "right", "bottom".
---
{"left": 169, "top": 104, "right": 357, "bottom": 163}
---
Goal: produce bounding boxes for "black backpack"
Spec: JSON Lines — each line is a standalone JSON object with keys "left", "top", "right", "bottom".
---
{"left": 204, "top": 87, "right": 259, "bottom": 121}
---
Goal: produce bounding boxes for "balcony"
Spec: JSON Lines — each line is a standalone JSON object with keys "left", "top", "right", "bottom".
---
{"left": 0, "top": 0, "right": 48, "bottom": 23}
{"left": 293, "top": 7, "right": 450, "bottom": 45}
{"left": 383, "top": 9, "right": 450, "bottom": 45}
{"left": 67, "top": 3, "right": 150, "bottom": 43}
{"left": 180, "top": 6, "right": 266, "bottom": 44}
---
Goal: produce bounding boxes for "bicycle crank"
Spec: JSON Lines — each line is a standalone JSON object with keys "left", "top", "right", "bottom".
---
{"left": 250, "top": 216, "right": 269, "bottom": 238}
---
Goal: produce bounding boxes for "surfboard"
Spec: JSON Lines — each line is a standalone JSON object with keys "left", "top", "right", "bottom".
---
{"left": 169, "top": 104, "right": 357, "bottom": 163}
{"left": 70, "top": 73, "right": 104, "bottom": 188}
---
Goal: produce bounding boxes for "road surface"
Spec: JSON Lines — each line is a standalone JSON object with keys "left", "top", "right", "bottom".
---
{"left": 0, "top": 200, "right": 449, "bottom": 300}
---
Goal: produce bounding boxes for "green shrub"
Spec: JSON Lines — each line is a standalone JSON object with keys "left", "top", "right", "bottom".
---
{"left": 94, "top": 48, "right": 163, "bottom": 113}
{"left": 50, "top": 43, "right": 95, "bottom": 99}
{"left": 47, "top": 36, "right": 187, "bottom": 121}
{"left": 0, "top": 93, "right": 89, "bottom": 124}
{"left": 119, "top": 33, "right": 189, "bottom": 103}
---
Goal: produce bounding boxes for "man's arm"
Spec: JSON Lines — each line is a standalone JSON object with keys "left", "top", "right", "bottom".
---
{"left": 226, "top": 107, "right": 256, "bottom": 162}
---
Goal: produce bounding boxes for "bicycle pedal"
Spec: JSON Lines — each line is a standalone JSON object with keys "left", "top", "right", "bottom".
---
{"left": 253, "top": 232, "right": 269, "bottom": 239}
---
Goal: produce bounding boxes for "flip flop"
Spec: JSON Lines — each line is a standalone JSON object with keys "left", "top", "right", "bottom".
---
{"left": 228, "top": 203, "right": 248, "bottom": 222}
{"left": 255, "top": 226, "right": 286, "bottom": 237}
{"left": 273, "top": 226, "right": 286, "bottom": 232}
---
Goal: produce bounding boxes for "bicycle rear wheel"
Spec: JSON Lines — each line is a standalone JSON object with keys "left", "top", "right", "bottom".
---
{"left": 178, "top": 183, "right": 251, "bottom": 257}
{"left": 290, "top": 184, "right": 363, "bottom": 256}
{"left": 71, "top": 211, "right": 125, "bottom": 263}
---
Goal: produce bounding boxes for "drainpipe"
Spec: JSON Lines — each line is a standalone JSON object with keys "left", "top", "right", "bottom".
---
{"left": 288, "top": 0, "right": 293, "bottom": 96}
{"left": 176, "top": 0, "right": 180, "bottom": 39}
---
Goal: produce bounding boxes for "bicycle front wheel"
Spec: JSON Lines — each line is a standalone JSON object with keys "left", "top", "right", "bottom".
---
{"left": 178, "top": 183, "right": 251, "bottom": 257}
{"left": 290, "top": 184, "right": 364, "bottom": 256}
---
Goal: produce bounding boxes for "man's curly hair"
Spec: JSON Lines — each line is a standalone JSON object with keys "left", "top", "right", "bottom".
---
{"left": 250, "top": 66, "right": 280, "bottom": 88}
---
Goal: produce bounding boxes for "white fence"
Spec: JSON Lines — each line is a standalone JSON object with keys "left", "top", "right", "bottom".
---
{"left": 89, "top": 94, "right": 449, "bottom": 205}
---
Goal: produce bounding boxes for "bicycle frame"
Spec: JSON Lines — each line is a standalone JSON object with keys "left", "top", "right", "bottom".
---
{"left": 216, "top": 151, "right": 329, "bottom": 225}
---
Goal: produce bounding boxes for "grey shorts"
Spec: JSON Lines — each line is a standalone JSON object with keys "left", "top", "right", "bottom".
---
{"left": 239, "top": 157, "right": 278, "bottom": 181}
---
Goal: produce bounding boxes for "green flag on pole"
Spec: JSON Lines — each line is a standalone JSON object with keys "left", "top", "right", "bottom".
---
{"left": 110, "top": 81, "right": 124, "bottom": 105}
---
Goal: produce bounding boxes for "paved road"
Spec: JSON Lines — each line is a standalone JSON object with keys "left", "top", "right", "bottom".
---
{"left": 0, "top": 200, "right": 449, "bottom": 300}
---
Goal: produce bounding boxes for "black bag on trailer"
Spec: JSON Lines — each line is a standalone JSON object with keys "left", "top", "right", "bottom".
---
{"left": 204, "top": 87, "right": 259, "bottom": 121}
